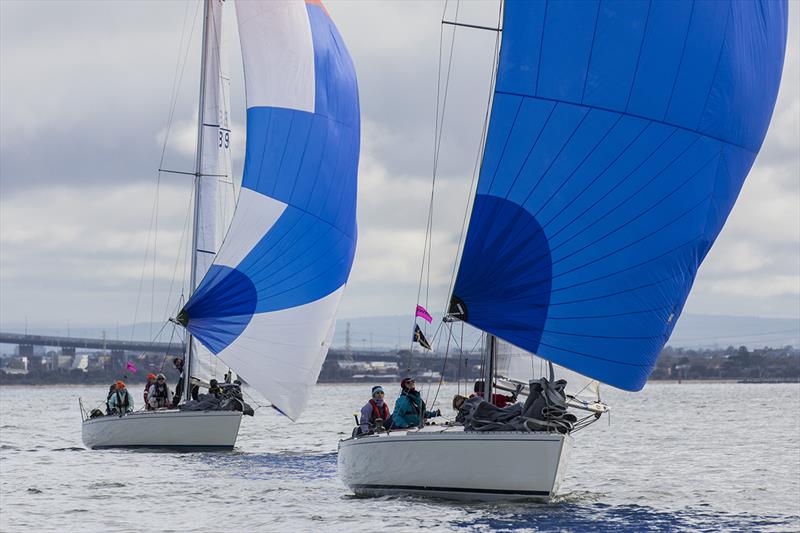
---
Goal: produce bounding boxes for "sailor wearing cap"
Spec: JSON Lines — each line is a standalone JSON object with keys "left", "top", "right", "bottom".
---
{"left": 358, "top": 385, "right": 391, "bottom": 435}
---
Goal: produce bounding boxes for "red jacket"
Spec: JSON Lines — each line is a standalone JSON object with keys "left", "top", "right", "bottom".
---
{"left": 470, "top": 392, "right": 514, "bottom": 408}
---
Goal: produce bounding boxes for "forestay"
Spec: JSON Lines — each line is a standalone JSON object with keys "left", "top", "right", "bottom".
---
{"left": 180, "top": 0, "right": 360, "bottom": 420}
{"left": 449, "top": 0, "right": 788, "bottom": 390}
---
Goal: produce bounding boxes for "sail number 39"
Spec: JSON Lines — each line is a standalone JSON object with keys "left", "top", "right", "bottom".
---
{"left": 219, "top": 130, "right": 230, "bottom": 149}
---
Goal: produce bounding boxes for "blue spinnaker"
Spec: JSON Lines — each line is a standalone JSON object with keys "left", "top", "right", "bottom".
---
{"left": 450, "top": 0, "right": 788, "bottom": 390}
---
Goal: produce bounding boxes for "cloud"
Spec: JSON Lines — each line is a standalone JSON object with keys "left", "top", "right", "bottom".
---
{"left": 1, "top": 0, "right": 798, "bottom": 330}
{"left": 0, "top": 182, "right": 194, "bottom": 326}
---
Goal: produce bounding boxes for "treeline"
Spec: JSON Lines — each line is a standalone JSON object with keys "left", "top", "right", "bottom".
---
{"left": 650, "top": 345, "right": 799, "bottom": 381}
{"left": 1, "top": 345, "right": 798, "bottom": 385}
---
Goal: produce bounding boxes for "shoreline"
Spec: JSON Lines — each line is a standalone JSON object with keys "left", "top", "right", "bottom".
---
{"left": 1, "top": 379, "right": 798, "bottom": 387}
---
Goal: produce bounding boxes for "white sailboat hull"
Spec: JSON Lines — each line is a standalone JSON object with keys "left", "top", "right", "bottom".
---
{"left": 82, "top": 410, "right": 242, "bottom": 451}
{"left": 338, "top": 428, "right": 572, "bottom": 501}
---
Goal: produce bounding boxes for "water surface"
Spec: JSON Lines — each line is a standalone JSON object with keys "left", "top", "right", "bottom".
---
{"left": 1, "top": 382, "right": 798, "bottom": 532}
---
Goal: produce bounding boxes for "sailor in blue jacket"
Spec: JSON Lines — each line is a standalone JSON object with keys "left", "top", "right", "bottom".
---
{"left": 391, "top": 377, "right": 440, "bottom": 429}
{"left": 108, "top": 381, "right": 134, "bottom": 415}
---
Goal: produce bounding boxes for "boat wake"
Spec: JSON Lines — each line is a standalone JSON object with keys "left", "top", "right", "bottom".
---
{"left": 451, "top": 502, "right": 798, "bottom": 532}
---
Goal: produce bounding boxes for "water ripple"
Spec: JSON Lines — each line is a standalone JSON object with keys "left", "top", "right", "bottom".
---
{"left": 0, "top": 383, "right": 797, "bottom": 533}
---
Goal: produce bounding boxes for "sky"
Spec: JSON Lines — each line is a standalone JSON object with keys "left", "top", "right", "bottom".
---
{"left": 1, "top": 0, "right": 798, "bottom": 335}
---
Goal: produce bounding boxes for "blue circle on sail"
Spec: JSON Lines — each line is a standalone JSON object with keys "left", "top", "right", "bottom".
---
{"left": 182, "top": 265, "right": 257, "bottom": 354}
{"left": 453, "top": 194, "right": 552, "bottom": 352}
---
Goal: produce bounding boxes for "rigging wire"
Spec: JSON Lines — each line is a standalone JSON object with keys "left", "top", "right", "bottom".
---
{"left": 150, "top": 173, "right": 160, "bottom": 341}
{"left": 159, "top": 188, "right": 196, "bottom": 329}
{"left": 443, "top": 0, "right": 504, "bottom": 314}
{"left": 413, "top": 0, "right": 460, "bottom": 341}
{"left": 403, "top": 0, "right": 459, "bottom": 374}
{"left": 429, "top": 321, "right": 453, "bottom": 410}
{"left": 130, "top": 1, "right": 201, "bottom": 343}
{"left": 423, "top": 0, "right": 504, "bottom": 408}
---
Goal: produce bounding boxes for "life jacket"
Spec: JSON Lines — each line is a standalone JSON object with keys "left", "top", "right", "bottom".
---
{"left": 143, "top": 382, "right": 153, "bottom": 403}
{"left": 105, "top": 390, "right": 115, "bottom": 414}
{"left": 152, "top": 382, "right": 169, "bottom": 400}
{"left": 368, "top": 399, "right": 389, "bottom": 422}
{"left": 115, "top": 390, "right": 130, "bottom": 410}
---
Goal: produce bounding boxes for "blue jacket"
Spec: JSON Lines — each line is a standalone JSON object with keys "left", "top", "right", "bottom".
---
{"left": 392, "top": 390, "right": 437, "bottom": 429}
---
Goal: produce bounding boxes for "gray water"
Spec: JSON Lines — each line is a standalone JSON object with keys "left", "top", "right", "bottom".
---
{"left": 1, "top": 382, "right": 798, "bottom": 532}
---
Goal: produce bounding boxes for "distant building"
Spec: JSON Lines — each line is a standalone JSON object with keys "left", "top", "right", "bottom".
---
{"left": 2, "top": 356, "right": 28, "bottom": 375}
{"left": 71, "top": 354, "right": 89, "bottom": 372}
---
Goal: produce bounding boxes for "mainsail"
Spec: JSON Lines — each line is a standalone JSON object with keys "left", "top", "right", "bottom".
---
{"left": 449, "top": 0, "right": 788, "bottom": 391}
{"left": 192, "top": 0, "right": 237, "bottom": 384}
{"left": 180, "top": 0, "right": 360, "bottom": 420}
{"left": 494, "top": 338, "right": 599, "bottom": 400}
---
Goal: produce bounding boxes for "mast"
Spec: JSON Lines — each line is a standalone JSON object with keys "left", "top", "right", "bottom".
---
{"left": 186, "top": 0, "right": 211, "bottom": 403}
{"left": 485, "top": 333, "right": 496, "bottom": 404}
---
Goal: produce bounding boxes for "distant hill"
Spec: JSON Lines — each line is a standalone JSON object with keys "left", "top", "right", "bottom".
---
{"left": 332, "top": 313, "right": 800, "bottom": 351}
{"left": 2, "top": 313, "right": 797, "bottom": 353}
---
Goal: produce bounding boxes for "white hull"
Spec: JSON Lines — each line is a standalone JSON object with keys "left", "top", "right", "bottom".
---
{"left": 338, "top": 428, "right": 571, "bottom": 501}
{"left": 82, "top": 410, "right": 242, "bottom": 451}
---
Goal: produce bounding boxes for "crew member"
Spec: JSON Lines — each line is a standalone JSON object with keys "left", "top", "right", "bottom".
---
{"left": 172, "top": 357, "right": 199, "bottom": 407}
{"left": 359, "top": 386, "right": 391, "bottom": 434}
{"left": 143, "top": 373, "right": 156, "bottom": 410}
{"left": 108, "top": 381, "right": 134, "bottom": 415}
{"left": 148, "top": 373, "right": 172, "bottom": 409}
{"left": 208, "top": 379, "right": 221, "bottom": 398}
{"left": 471, "top": 380, "right": 517, "bottom": 408}
{"left": 105, "top": 383, "right": 117, "bottom": 415}
{"left": 391, "top": 378, "right": 440, "bottom": 429}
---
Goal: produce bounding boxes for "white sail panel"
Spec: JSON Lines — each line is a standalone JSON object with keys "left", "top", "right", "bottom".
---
{"left": 236, "top": 0, "right": 315, "bottom": 112}
{"left": 213, "top": 188, "right": 287, "bottom": 268}
{"left": 215, "top": 287, "right": 344, "bottom": 420}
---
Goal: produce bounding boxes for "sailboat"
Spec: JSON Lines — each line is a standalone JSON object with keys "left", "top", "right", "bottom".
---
{"left": 338, "top": 0, "right": 787, "bottom": 499}
{"left": 82, "top": 0, "right": 360, "bottom": 450}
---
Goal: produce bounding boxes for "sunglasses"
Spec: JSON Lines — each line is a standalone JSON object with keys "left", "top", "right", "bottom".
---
{"left": 157, "top": 378, "right": 165, "bottom": 381}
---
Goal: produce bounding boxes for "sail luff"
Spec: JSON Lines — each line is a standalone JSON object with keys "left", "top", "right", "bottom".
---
{"left": 449, "top": 0, "right": 788, "bottom": 390}
{"left": 194, "top": 0, "right": 233, "bottom": 287}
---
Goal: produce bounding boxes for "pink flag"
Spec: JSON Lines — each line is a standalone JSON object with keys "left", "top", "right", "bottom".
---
{"left": 415, "top": 305, "right": 433, "bottom": 323}
{"left": 126, "top": 361, "right": 138, "bottom": 373}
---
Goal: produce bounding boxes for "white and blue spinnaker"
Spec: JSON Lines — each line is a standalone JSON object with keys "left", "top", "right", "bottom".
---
{"left": 180, "top": 0, "right": 359, "bottom": 421}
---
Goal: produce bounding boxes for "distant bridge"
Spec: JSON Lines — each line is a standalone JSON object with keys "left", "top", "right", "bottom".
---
{"left": 0, "top": 331, "right": 447, "bottom": 363}
{"left": 0, "top": 332, "right": 184, "bottom": 356}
